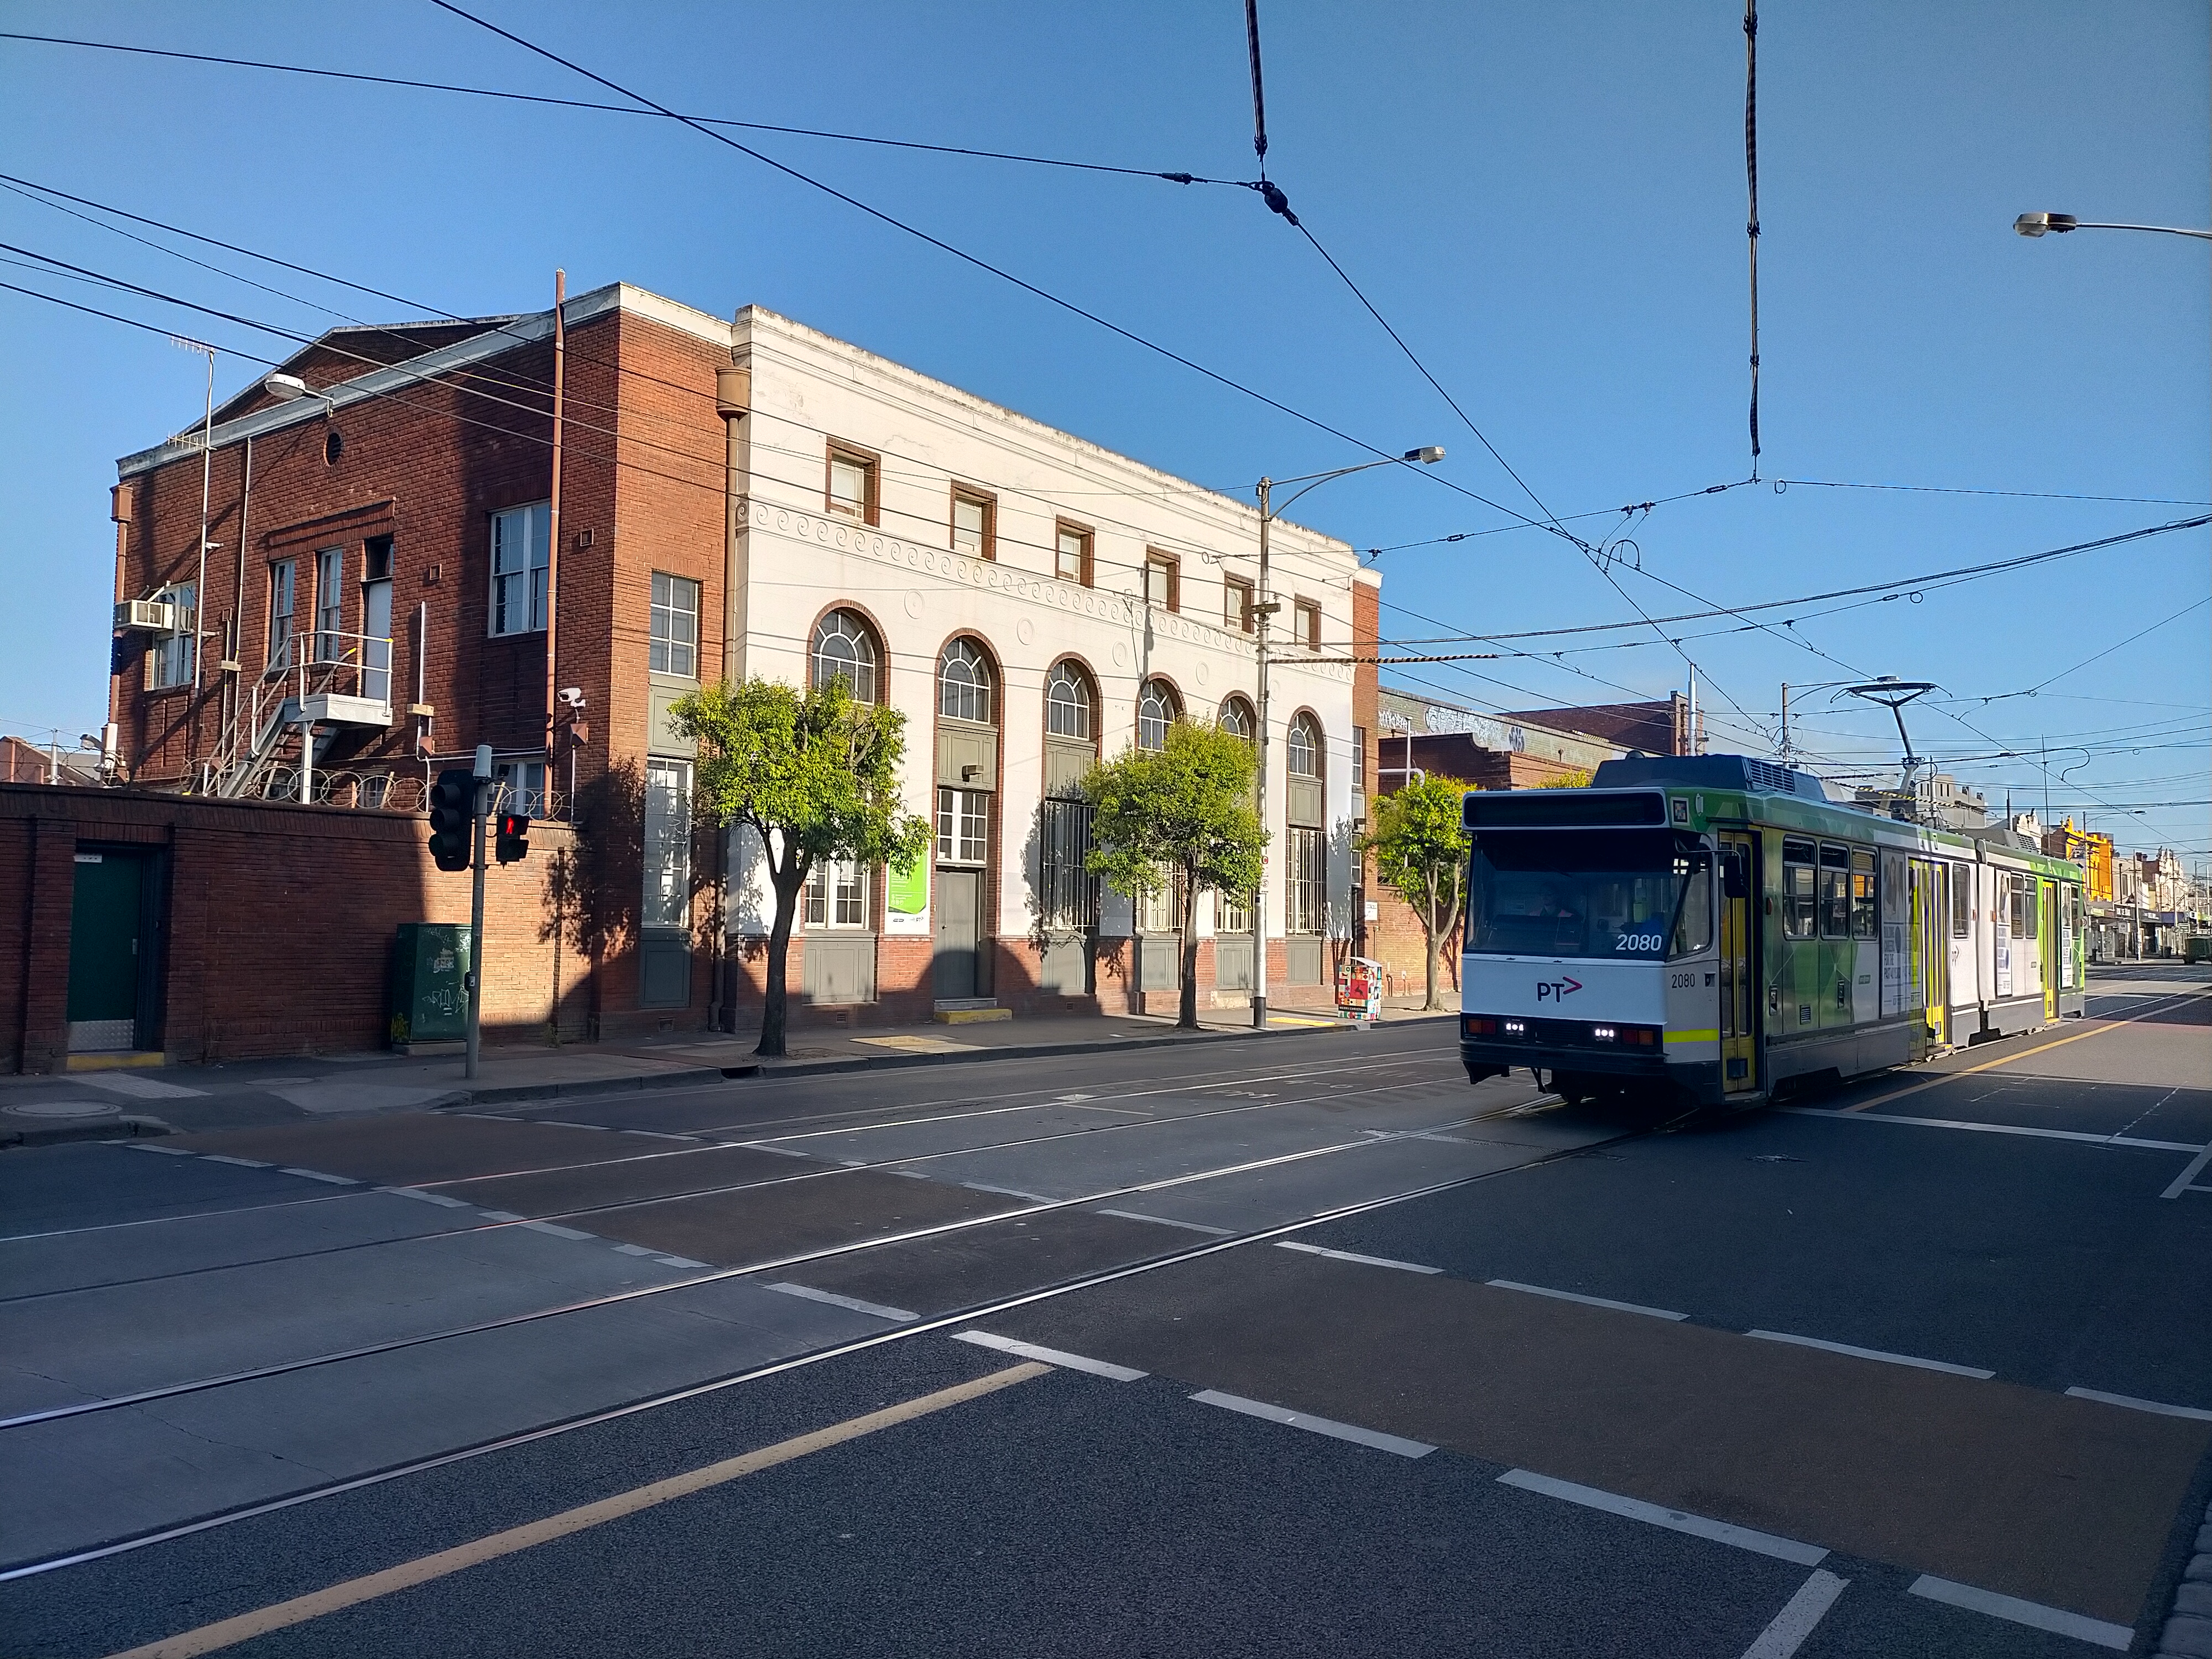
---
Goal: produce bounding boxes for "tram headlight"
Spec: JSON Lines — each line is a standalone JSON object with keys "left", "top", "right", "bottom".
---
{"left": 1592, "top": 1025, "right": 1616, "bottom": 1041}
{"left": 1503, "top": 1019, "right": 1526, "bottom": 1035}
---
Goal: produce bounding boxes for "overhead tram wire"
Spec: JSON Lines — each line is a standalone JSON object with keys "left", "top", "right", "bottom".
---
{"left": 0, "top": 32, "right": 1252, "bottom": 189}
{"left": 420, "top": 0, "right": 1567, "bottom": 544}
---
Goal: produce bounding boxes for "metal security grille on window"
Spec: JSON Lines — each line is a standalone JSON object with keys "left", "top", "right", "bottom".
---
{"left": 953, "top": 494, "right": 988, "bottom": 557}
{"left": 494, "top": 761, "right": 546, "bottom": 818}
{"left": 811, "top": 611, "right": 878, "bottom": 702}
{"left": 937, "top": 787, "right": 987, "bottom": 864}
{"left": 651, "top": 572, "right": 700, "bottom": 677}
{"left": 830, "top": 456, "right": 870, "bottom": 516}
{"left": 1046, "top": 662, "right": 1093, "bottom": 740}
{"left": 315, "top": 547, "right": 345, "bottom": 662}
{"left": 149, "top": 583, "right": 196, "bottom": 688}
{"left": 1038, "top": 799, "right": 1097, "bottom": 928}
{"left": 1139, "top": 681, "right": 1176, "bottom": 751}
{"left": 940, "top": 639, "right": 992, "bottom": 724}
{"left": 491, "top": 503, "right": 550, "bottom": 636}
{"left": 1288, "top": 827, "right": 1327, "bottom": 935}
{"left": 643, "top": 760, "right": 691, "bottom": 930}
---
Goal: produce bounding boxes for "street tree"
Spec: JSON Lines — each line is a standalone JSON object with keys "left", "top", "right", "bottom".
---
{"left": 1361, "top": 773, "right": 1473, "bottom": 1011}
{"left": 1083, "top": 718, "right": 1264, "bottom": 1031}
{"left": 670, "top": 677, "right": 930, "bottom": 1058}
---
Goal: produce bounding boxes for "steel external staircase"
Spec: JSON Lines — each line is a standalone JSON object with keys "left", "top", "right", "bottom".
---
{"left": 204, "top": 637, "right": 392, "bottom": 800}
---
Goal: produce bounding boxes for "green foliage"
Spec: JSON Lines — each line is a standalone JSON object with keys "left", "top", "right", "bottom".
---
{"left": 1360, "top": 774, "right": 1473, "bottom": 1010}
{"left": 1081, "top": 719, "right": 1264, "bottom": 905}
{"left": 1536, "top": 768, "right": 1592, "bottom": 789}
{"left": 670, "top": 677, "right": 930, "bottom": 879}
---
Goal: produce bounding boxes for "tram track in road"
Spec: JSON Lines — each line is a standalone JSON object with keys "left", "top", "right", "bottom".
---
{"left": 0, "top": 1061, "right": 1558, "bottom": 1433}
{"left": 0, "top": 1053, "right": 1479, "bottom": 1306}
{"left": 0, "top": 1096, "right": 1697, "bottom": 1584}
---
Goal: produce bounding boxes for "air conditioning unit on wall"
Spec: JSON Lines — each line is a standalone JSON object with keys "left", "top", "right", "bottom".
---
{"left": 114, "top": 599, "right": 179, "bottom": 633}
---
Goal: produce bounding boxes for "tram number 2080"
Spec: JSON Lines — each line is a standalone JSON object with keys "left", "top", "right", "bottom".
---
{"left": 1615, "top": 932, "right": 1664, "bottom": 953}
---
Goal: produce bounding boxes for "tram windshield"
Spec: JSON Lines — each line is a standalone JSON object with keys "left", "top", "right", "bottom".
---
{"left": 1467, "top": 830, "right": 1710, "bottom": 961}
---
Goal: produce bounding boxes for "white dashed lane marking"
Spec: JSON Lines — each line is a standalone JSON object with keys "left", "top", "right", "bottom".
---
{"left": 1907, "top": 1575, "right": 2132, "bottom": 1651}
{"left": 764, "top": 1282, "right": 917, "bottom": 1322}
{"left": 1496, "top": 1469, "right": 1827, "bottom": 1565}
{"left": 1485, "top": 1279, "right": 1688, "bottom": 1321}
{"left": 952, "top": 1331, "right": 1146, "bottom": 1381}
{"left": 1190, "top": 1390, "right": 1435, "bottom": 1458}
{"left": 1274, "top": 1240, "right": 1441, "bottom": 1275}
{"left": 2063, "top": 1385, "right": 2212, "bottom": 1421}
{"left": 1094, "top": 1209, "right": 1234, "bottom": 1235}
{"left": 1745, "top": 1329, "right": 1995, "bottom": 1379}
{"left": 1739, "top": 1570, "right": 1849, "bottom": 1659}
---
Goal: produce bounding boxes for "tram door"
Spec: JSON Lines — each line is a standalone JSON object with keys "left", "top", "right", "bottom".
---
{"left": 1719, "top": 833, "right": 1759, "bottom": 1093}
{"left": 1911, "top": 859, "right": 1948, "bottom": 1050}
{"left": 2040, "top": 880, "right": 2059, "bottom": 1021}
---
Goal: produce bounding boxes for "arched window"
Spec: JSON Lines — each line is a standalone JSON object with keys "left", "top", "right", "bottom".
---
{"left": 939, "top": 638, "right": 993, "bottom": 724}
{"left": 1287, "top": 712, "right": 1321, "bottom": 779}
{"left": 1045, "top": 660, "right": 1095, "bottom": 742}
{"left": 1218, "top": 696, "right": 1254, "bottom": 742}
{"left": 1138, "top": 679, "right": 1180, "bottom": 751}
{"left": 811, "top": 609, "right": 879, "bottom": 702}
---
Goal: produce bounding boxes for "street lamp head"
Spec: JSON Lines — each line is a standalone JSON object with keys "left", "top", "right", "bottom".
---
{"left": 2013, "top": 212, "right": 2078, "bottom": 238}
{"left": 262, "top": 372, "right": 311, "bottom": 401}
{"left": 1404, "top": 446, "right": 1446, "bottom": 464}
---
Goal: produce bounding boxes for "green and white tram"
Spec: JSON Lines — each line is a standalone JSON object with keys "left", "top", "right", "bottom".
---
{"left": 1458, "top": 755, "right": 2089, "bottom": 1107}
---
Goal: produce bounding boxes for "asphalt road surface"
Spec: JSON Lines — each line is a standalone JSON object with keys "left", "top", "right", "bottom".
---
{"left": 3, "top": 967, "right": 2208, "bottom": 1657}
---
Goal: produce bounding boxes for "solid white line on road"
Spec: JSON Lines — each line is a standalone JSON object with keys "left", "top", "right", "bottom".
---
{"left": 1906, "top": 1574, "right": 2131, "bottom": 1650}
{"left": 518, "top": 1221, "right": 595, "bottom": 1241}
{"left": 1739, "top": 1570, "right": 1850, "bottom": 1659}
{"left": 1745, "top": 1329, "right": 1995, "bottom": 1379}
{"left": 1094, "top": 1208, "right": 1235, "bottom": 1235}
{"left": 197, "top": 1156, "right": 272, "bottom": 1168}
{"left": 1190, "top": 1390, "right": 1434, "bottom": 1458}
{"left": 2063, "top": 1385, "right": 2212, "bottom": 1421}
{"left": 962, "top": 1181, "right": 1054, "bottom": 1202}
{"left": 1783, "top": 1107, "right": 2201, "bottom": 1155}
{"left": 1496, "top": 1469, "right": 1827, "bottom": 1565}
{"left": 952, "top": 1330, "right": 1146, "bottom": 1380}
{"left": 764, "top": 1281, "right": 918, "bottom": 1322}
{"left": 276, "top": 1168, "right": 361, "bottom": 1186}
{"left": 2161, "top": 1144, "right": 2212, "bottom": 1200}
{"left": 90, "top": 1363, "right": 1048, "bottom": 1659}
{"left": 382, "top": 1187, "right": 471, "bottom": 1208}
{"left": 1485, "top": 1279, "right": 1688, "bottom": 1321}
{"left": 622, "top": 1130, "right": 700, "bottom": 1142}
{"left": 1274, "top": 1240, "right": 1443, "bottom": 1274}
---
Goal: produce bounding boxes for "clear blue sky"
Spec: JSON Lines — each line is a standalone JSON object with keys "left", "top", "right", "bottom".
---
{"left": 2, "top": 2, "right": 2204, "bottom": 859}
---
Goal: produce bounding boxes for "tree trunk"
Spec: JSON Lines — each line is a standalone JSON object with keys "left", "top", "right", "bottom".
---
{"left": 758, "top": 867, "right": 804, "bottom": 1059}
{"left": 1177, "top": 869, "right": 1201, "bottom": 1030}
{"left": 1423, "top": 888, "right": 1444, "bottom": 1011}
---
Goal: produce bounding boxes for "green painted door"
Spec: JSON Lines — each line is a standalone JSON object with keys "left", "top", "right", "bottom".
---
{"left": 67, "top": 851, "right": 142, "bottom": 1050}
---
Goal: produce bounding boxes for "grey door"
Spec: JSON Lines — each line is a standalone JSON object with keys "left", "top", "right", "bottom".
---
{"left": 933, "top": 868, "right": 980, "bottom": 998}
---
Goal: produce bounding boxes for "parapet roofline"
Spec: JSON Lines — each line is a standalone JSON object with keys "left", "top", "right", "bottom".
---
{"left": 115, "top": 284, "right": 1353, "bottom": 554}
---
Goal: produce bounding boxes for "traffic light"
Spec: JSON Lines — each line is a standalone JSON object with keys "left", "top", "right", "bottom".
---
{"left": 495, "top": 811, "right": 531, "bottom": 865}
{"left": 428, "top": 769, "right": 474, "bottom": 872}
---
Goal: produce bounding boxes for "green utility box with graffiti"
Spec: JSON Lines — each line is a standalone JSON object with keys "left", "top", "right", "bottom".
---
{"left": 388, "top": 923, "right": 472, "bottom": 1045}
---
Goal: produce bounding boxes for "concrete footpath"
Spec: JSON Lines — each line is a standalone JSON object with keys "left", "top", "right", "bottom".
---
{"left": 0, "top": 999, "right": 1458, "bottom": 1144}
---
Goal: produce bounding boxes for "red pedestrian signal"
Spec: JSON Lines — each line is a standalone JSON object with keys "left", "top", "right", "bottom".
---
{"left": 495, "top": 812, "right": 531, "bottom": 864}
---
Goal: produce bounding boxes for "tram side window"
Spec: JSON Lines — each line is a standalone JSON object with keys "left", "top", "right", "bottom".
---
{"left": 1949, "top": 865, "right": 1971, "bottom": 937}
{"left": 1670, "top": 854, "right": 1713, "bottom": 957}
{"left": 2006, "top": 875, "right": 2025, "bottom": 937}
{"left": 2024, "top": 880, "right": 2039, "bottom": 939}
{"left": 1818, "top": 843, "right": 1851, "bottom": 938}
{"left": 1850, "top": 848, "right": 1877, "bottom": 940}
{"left": 1782, "top": 838, "right": 1817, "bottom": 940}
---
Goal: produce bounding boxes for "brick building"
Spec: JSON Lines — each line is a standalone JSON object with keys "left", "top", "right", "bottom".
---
{"left": 79, "top": 283, "right": 1375, "bottom": 1063}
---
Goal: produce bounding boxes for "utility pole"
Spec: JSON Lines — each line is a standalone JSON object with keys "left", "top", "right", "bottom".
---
{"left": 544, "top": 270, "right": 565, "bottom": 770}
{"left": 1778, "top": 683, "right": 1790, "bottom": 766}
{"left": 1250, "top": 477, "right": 1275, "bottom": 1032}
{"left": 466, "top": 743, "right": 492, "bottom": 1079}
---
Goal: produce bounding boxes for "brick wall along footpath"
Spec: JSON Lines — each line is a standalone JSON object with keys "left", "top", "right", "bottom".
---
{"left": 1, "top": 784, "right": 589, "bottom": 1072}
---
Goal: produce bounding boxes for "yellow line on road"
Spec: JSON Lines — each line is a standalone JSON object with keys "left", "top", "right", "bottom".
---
{"left": 102, "top": 1361, "right": 1050, "bottom": 1659}
{"left": 1842, "top": 989, "right": 2212, "bottom": 1114}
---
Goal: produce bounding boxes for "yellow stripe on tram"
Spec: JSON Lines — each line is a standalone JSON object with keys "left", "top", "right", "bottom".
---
{"left": 1666, "top": 1029, "right": 1720, "bottom": 1044}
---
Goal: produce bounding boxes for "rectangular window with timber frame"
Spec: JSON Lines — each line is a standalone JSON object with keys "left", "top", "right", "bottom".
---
{"left": 826, "top": 444, "right": 879, "bottom": 525}
{"left": 1144, "top": 550, "right": 1178, "bottom": 612}
{"left": 952, "top": 487, "right": 995, "bottom": 560}
{"left": 1224, "top": 573, "right": 1254, "bottom": 632}
{"left": 1056, "top": 521, "right": 1093, "bottom": 587}
{"left": 1295, "top": 597, "right": 1322, "bottom": 650}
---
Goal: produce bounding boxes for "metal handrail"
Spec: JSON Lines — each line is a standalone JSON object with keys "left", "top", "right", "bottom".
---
{"left": 204, "top": 630, "right": 393, "bottom": 797}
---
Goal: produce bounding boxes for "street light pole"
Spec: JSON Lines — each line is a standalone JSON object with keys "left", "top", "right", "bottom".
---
{"left": 2014, "top": 212, "right": 2212, "bottom": 242}
{"left": 1248, "top": 446, "right": 1444, "bottom": 1030}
